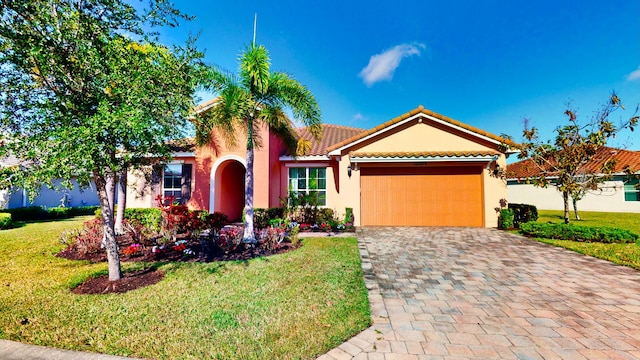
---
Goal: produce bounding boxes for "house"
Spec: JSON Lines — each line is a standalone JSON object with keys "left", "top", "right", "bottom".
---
{"left": 507, "top": 146, "right": 640, "bottom": 212}
{"left": 128, "top": 104, "right": 514, "bottom": 227}
{"left": 0, "top": 153, "right": 100, "bottom": 209}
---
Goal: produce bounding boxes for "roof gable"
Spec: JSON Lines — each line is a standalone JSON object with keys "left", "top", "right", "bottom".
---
{"left": 327, "top": 105, "right": 515, "bottom": 154}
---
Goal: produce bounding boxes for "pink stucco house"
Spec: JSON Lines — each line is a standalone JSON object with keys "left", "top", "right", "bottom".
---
{"left": 127, "top": 104, "right": 514, "bottom": 227}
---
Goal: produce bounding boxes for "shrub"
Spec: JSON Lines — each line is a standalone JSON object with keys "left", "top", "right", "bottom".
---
{"left": 59, "top": 218, "right": 104, "bottom": 255}
{"left": 288, "top": 224, "right": 300, "bottom": 246}
{"left": 520, "top": 222, "right": 639, "bottom": 243}
{"left": 0, "top": 213, "right": 12, "bottom": 229}
{"left": 1, "top": 206, "right": 48, "bottom": 221}
{"left": 498, "top": 208, "right": 515, "bottom": 229}
{"left": 47, "top": 207, "right": 73, "bottom": 219}
{"left": 124, "top": 208, "right": 162, "bottom": 231}
{"left": 205, "top": 212, "right": 228, "bottom": 231}
{"left": 254, "top": 207, "right": 285, "bottom": 229}
{"left": 68, "top": 206, "right": 99, "bottom": 216}
{"left": 508, "top": 203, "right": 538, "bottom": 228}
{"left": 317, "top": 208, "right": 335, "bottom": 225}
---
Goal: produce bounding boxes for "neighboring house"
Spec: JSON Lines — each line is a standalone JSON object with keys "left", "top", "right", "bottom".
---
{"left": 0, "top": 153, "right": 100, "bottom": 210}
{"left": 507, "top": 146, "right": 640, "bottom": 212}
{"left": 128, "top": 104, "right": 514, "bottom": 227}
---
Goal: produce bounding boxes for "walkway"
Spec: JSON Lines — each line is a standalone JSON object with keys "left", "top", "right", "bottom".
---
{"left": 319, "top": 227, "right": 640, "bottom": 359}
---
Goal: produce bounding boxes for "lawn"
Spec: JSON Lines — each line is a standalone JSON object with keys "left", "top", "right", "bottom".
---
{"left": 0, "top": 217, "right": 370, "bottom": 359}
{"left": 530, "top": 210, "right": 640, "bottom": 270}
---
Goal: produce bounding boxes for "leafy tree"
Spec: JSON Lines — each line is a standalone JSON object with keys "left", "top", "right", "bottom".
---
{"left": 195, "top": 44, "right": 322, "bottom": 243}
{"left": 0, "top": 0, "right": 206, "bottom": 280}
{"left": 518, "top": 94, "right": 638, "bottom": 224}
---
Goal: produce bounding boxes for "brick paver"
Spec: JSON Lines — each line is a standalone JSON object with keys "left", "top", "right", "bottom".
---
{"left": 320, "top": 227, "right": 640, "bottom": 359}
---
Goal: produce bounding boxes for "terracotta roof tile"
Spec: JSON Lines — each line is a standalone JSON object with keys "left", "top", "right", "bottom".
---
{"left": 506, "top": 146, "right": 640, "bottom": 179}
{"left": 297, "top": 124, "right": 365, "bottom": 156}
{"left": 326, "top": 105, "right": 515, "bottom": 152}
{"left": 350, "top": 151, "right": 500, "bottom": 159}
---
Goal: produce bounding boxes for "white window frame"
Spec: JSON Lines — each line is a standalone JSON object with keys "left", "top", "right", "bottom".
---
{"left": 288, "top": 167, "right": 327, "bottom": 206}
{"left": 163, "top": 163, "right": 182, "bottom": 203}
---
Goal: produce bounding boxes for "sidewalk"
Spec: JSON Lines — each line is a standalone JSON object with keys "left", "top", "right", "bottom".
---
{"left": 0, "top": 339, "right": 142, "bottom": 360}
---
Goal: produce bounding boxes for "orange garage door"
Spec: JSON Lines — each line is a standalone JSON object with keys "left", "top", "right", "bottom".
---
{"left": 360, "top": 166, "right": 484, "bottom": 226}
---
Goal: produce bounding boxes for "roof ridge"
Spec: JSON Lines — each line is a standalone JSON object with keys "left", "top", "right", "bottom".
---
{"left": 326, "top": 105, "right": 514, "bottom": 152}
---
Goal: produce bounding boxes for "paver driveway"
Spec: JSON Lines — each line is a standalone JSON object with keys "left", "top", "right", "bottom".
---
{"left": 320, "top": 227, "right": 640, "bottom": 360}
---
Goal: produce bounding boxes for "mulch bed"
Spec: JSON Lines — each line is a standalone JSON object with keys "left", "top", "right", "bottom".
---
{"left": 60, "top": 240, "right": 301, "bottom": 295}
{"left": 71, "top": 268, "right": 164, "bottom": 295}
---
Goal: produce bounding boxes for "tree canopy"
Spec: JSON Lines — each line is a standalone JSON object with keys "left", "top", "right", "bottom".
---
{"left": 0, "top": 0, "right": 206, "bottom": 280}
{"left": 517, "top": 94, "right": 639, "bottom": 223}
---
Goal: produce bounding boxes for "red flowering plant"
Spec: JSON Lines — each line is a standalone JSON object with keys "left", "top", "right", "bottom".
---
{"left": 122, "top": 243, "right": 142, "bottom": 256}
{"left": 319, "top": 222, "right": 331, "bottom": 232}
{"left": 299, "top": 223, "right": 311, "bottom": 232}
{"left": 155, "top": 195, "right": 208, "bottom": 243}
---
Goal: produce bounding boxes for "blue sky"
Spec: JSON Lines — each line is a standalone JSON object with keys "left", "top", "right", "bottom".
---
{"left": 157, "top": 0, "right": 640, "bottom": 151}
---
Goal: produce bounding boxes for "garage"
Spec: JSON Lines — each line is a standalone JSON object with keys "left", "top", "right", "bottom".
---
{"left": 360, "top": 165, "right": 484, "bottom": 226}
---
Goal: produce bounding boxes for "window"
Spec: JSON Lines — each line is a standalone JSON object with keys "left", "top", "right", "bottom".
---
{"left": 163, "top": 164, "right": 183, "bottom": 203}
{"left": 624, "top": 179, "right": 640, "bottom": 201}
{"left": 289, "top": 167, "right": 326, "bottom": 206}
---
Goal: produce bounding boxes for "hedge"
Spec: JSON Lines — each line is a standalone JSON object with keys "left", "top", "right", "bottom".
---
{"left": 508, "top": 203, "right": 538, "bottom": 228}
{"left": 0, "top": 206, "right": 99, "bottom": 221}
{"left": 0, "top": 213, "right": 12, "bottom": 229}
{"left": 520, "top": 222, "right": 639, "bottom": 243}
{"left": 95, "top": 207, "right": 163, "bottom": 230}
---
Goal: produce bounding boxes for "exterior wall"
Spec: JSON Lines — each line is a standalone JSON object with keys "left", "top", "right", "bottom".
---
{"left": 483, "top": 155, "right": 508, "bottom": 227}
{"left": 331, "top": 118, "right": 508, "bottom": 227}
{"left": 126, "top": 168, "right": 153, "bottom": 208}
{"left": 507, "top": 178, "right": 640, "bottom": 212}
{"left": 5, "top": 180, "right": 100, "bottom": 209}
{"left": 126, "top": 157, "right": 197, "bottom": 209}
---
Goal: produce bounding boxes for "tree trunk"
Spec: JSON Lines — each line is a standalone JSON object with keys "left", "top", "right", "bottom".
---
{"left": 95, "top": 172, "right": 122, "bottom": 281}
{"left": 114, "top": 169, "right": 127, "bottom": 234}
{"left": 563, "top": 191, "right": 570, "bottom": 224}
{"left": 103, "top": 173, "right": 116, "bottom": 247}
{"left": 572, "top": 196, "right": 581, "bottom": 221}
{"left": 243, "top": 145, "right": 256, "bottom": 243}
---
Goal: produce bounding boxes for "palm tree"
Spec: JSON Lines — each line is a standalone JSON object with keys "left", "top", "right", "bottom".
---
{"left": 196, "top": 44, "right": 322, "bottom": 243}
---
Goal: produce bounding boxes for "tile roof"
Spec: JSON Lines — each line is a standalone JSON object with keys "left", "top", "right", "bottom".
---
{"left": 506, "top": 146, "right": 640, "bottom": 179}
{"left": 297, "top": 124, "right": 365, "bottom": 156}
{"left": 350, "top": 151, "right": 500, "bottom": 159}
{"left": 326, "top": 105, "right": 515, "bottom": 152}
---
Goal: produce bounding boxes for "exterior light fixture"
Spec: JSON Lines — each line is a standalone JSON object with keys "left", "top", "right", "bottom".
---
{"left": 347, "top": 165, "right": 352, "bottom": 178}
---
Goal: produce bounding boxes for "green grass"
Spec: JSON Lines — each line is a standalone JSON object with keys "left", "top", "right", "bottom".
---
{"left": 529, "top": 210, "right": 640, "bottom": 270}
{"left": 0, "top": 217, "right": 370, "bottom": 359}
{"left": 537, "top": 209, "right": 640, "bottom": 234}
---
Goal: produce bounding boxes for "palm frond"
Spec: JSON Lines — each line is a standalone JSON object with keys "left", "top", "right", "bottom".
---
{"left": 240, "top": 44, "right": 270, "bottom": 95}
{"left": 267, "top": 72, "right": 322, "bottom": 139}
{"left": 260, "top": 105, "right": 298, "bottom": 154}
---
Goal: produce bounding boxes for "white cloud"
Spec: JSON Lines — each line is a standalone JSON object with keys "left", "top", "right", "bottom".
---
{"left": 627, "top": 66, "right": 640, "bottom": 82}
{"left": 352, "top": 113, "right": 364, "bottom": 121}
{"left": 359, "top": 43, "right": 425, "bottom": 87}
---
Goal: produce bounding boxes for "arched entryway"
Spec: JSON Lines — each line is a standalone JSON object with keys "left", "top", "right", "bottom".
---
{"left": 210, "top": 155, "right": 246, "bottom": 222}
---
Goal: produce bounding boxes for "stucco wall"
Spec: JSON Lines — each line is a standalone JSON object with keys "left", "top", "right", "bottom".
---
{"left": 331, "top": 116, "right": 508, "bottom": 227}
{"left": 507, "top": 179, "right": 640, "bottom": 212}
{"left": 357, "top": 119, "right": 492, "bottom": 153}
{"left": 6, "top": 180, "right": 99, "bottom": 209}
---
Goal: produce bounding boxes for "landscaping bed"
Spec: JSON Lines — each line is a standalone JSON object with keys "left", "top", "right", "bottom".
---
{"left": 0, "top": 217, "right": 370, "bottom": 359}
